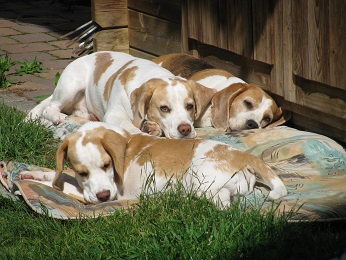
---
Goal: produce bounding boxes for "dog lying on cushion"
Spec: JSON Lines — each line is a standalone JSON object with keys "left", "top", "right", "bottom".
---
{"left": 27, "top": 51, "right": 215, "bottom": 139}
{"left": 21, "top": 122, "right": 287, "bottom": 206}
{"left": 153, "top": 53, "right": 288, "bottom": 131}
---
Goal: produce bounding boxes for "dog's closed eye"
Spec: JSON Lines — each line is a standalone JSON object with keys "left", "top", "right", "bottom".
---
{"left": 102, "top": 163, "right": 111, "bottom": 171}
{"left": 243, "top": 100, "right": 253, "bottom": 110}
{"left": 78, "top": 172, "right": 88, "bottom": 177}
{"left": 186, "top": 103, "right": 194, "bottom": 111}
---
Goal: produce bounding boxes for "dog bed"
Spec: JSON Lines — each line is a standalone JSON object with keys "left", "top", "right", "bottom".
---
{"left": 1, "top": 120, "right": 345, "bottom": 221}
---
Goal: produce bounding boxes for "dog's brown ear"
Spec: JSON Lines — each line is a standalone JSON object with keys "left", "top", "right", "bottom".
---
{"left": 266, "top": 108, "right": 291, "bottom": 128}
{"left": 53, "top": 137, "right": 70, "bottom": 191}
{"left": 101, "top": 130, "right": 128, "bottom": 186}
{"left": 130, "top": 83, "right": 154, "bottom": 128}
{"left": 211, "top": 83, "right": 248, "bottom": 131}
{"left": 187, "top": 80, "right": 216, "bottom": 121}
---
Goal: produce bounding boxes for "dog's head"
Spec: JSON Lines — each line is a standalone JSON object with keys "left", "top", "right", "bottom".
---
{"left": 211, "top": 83, "right": 287, "bottom": 131}
{"left": 131, "top": 77, "right": 215, "bottom": 139}
{"left": 53, "top": 126, "right": 128, "bottom": 204}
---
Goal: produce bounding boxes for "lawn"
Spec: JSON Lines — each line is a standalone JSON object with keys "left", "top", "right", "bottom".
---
{"left": 0, "top": 102, "right": 346, "bottom": 259}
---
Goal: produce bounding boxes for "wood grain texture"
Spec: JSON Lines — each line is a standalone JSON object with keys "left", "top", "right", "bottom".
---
{"left": 93, "top": 29, "right": 129, "bottom": 52}
{"left": 128, "top": 9, "right": 181, "bottom": 55}
{"left": 128, "top": 0, "right": 181, "bottom": 23}
{"left": 91, "top": 0, "right": 128, "bottom": 28}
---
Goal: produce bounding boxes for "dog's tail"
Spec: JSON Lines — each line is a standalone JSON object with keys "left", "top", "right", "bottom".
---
{"left": 246, "top": 155, "right": 287, "bottom": 200}
{"left": 25, "top": 95, "right": 52, "bottom": 122}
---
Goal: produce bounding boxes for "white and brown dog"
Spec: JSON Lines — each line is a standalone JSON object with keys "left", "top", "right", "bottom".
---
{"left": 21, "top": 122, "right": 287, "bottom": 206}
{"left": 27, "top": 51, "right": 215, "bottom": 139}
{"left": 153, "top": 53, "right": 288, "bottom": 131}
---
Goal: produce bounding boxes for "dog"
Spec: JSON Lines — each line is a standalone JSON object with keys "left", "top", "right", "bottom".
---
{"left": 153, "top": 53, "right": 287, "bottom": 131}
{"left": 27, "top": 51, "right": 215, "bottom": 139}
{"left": 21, "top": 122, "right": 288, "bottom": 206}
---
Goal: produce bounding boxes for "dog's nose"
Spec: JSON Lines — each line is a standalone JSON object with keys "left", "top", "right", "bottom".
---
{"left": 178, "top": 124, "right": 192, "bottom": 136}
{"left": 246, "top": 120, "right": 258, "bottom": 129}
{"left": 96, "top": 190, "right": 111, "bottom": 202}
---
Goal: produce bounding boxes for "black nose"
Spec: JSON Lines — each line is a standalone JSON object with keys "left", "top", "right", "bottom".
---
{"left": 96, "top": 190, "right": 111, "bottom": 202}
{"left": 246, "top": 120, "right": 258, "bottom": 129}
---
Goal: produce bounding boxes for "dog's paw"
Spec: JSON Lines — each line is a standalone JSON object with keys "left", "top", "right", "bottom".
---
{"left": 140, "top": 120, "right": 163, "bottom": 136}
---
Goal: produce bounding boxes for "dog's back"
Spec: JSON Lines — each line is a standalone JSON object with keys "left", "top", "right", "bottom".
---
{"left": 153, "top": 53, "right": 215, "bottom": 79}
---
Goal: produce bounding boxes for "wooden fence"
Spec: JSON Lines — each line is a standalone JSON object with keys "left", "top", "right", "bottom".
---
{"left": 91, "top": 0, "right": 346, "bottom": 144}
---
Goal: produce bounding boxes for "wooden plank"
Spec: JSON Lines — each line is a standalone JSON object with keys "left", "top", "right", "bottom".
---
{"left": 281, "top": 1, "right": 296, "bottom": 102}
{"left": 226, "top": 0, "right": 252, "bottom": 57}
{"left": 329, "top": 0, "right": 346, "bottom": 89}
{"left": 91, "top": 0, "right": 128, "bottom": 29}
{"left": 307, "top": 0, "right": 330, "bottom": 85}
{"left": 186, "top": 0, "right": 228, "bottom": 50}
{"left": 128, "top": 0, "right": 181, "bottom": 23}
{"left": 181, "top": 0, "right": 189, "bottom": 53}
{"left": 129, "top": 48, "right": 156, "bottom": 60}
{"left": 128, "top": 9, "right": 182, "bottom": 56}
{"left": 252, "top": 0, "right": 272, "bottom": 64}
{"left": 273, "top": 95, "right": 346, "bottom": 144}
{"left": 292, "top": 1, "right": 309, "bottom": 80}
{"left": 93, "top": 28, "right": 129, "bottom": 52}
{"left": 293, "top": 75, "right": 346, "bottom": 120}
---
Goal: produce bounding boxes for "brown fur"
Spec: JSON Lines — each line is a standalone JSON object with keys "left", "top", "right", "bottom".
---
{"left": 152, "top": 53, "right": 215, "bottom": 79}
{"left": 93, "top": 52, "right": 114, "bottom": 85}
{"left": 154, "top": 53, "right": 290, "bottom": 130}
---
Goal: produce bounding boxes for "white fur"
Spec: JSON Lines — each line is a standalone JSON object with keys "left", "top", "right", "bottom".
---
{"left": 20, "top": 122, "right": 287, "bottom": 205}
{"left": 228, "top": 97, "right": 274, "bottom": 131}
{"left": 80, "top": 122, "right": 287, "bottom": 205}
{"left": 197, "top": 75, "right": 245, "bottom": 92}
{"left": 27, "top": 51, "right": 198, "bottom": 139}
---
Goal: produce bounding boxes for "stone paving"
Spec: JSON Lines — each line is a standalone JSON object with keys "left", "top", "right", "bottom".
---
{"left": 0, "top": 0, "right": 91, "bottom": 112}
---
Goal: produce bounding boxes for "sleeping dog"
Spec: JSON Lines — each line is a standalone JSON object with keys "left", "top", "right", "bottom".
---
{"left": 27, "top": 51, "right": 215, "bottom": 139}
{"left": 153, "top": 53, "right": 288, "bottom": 131}
{"left": 21, "top": 122, "right": 287, "bottom": 206}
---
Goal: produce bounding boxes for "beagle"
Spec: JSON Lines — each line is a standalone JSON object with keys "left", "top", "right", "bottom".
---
{"left": 153, "top": 53, "right": 287, "bottom": 131}
{"left": 27, "top": 51, "right": 215, "bottom": 139}
{"left": 27, "top": 122, "right": 286, "bottom": 206}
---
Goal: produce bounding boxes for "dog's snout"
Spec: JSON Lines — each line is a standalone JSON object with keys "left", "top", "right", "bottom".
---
{"left": 246, "top": 120, "right": 258, "bottom": 129}
{"left": 178, "top": 124, "right": 192, "bottom": 136}
{"left": 96, "top": 190, "right": 111, "bottom": 202}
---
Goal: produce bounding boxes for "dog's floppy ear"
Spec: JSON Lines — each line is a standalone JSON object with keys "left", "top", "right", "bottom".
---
{"left": 210, "top": 83, "right": 248, "bottom": 131}
{"left": 266, "top": 108, "right": 291, "bottom": 128}
{"left": 187, "top": 80, "right": 216, "bottom": 121}
{"left": 130, "top": 82, "right": 154, "bottom": 128}
{"left": 53, "top": 137, "right": 70, "bottom": 191}
{"left": 100, "top": 130, "right": 128, "bottom": 186}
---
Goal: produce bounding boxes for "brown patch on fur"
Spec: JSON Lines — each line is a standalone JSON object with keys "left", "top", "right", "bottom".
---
{"left": 204, "top": 144, "right": 278, "bottom": 185}
{"left": 104, "top": 73, "right": 118, "bottom": 102}
{"left": 152, "top": 53, "right": 215, "bottom": 79}
{"left": 103, "top": 60, "right": 136, "bottom": 101}
{"left": 189, "top": 69, "right": 233, "bottom": 82}
{"left": 204, "top": 145, "right": 253, "bottom": 172}
{"left": 94, "top": 52, "right": 114, "bottom": 85}
{"left": 126, "top": 134, "right": 203, "bottom": 177}
{"left": 130, "top": 78, "right": 169, "bottom": 127}
{"left": 119, "top": 66, "right": 139, "bottom": 92}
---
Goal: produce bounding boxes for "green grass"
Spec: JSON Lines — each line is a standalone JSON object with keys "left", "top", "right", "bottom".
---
{"left": 0, "top": 103, "right": 58, "bottom": 168}
{"left": 0, "top": 54, "right": 46, "bottom": 88}
{"left": 0, "top": 103, "right": 346, "bottom": 259}
{"left": 0, "top": 54, "right": 16, "bottom": 88}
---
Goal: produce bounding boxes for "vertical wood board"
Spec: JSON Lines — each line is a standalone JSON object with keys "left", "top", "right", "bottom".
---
{"left": 128, "top": 10, "right": 181, "bottom": 55}
{"left": 91, "top": 0, "right": 128, "bottom": 29}
{"left": 128, "top": 0, "right": 181, "bottom": 23}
